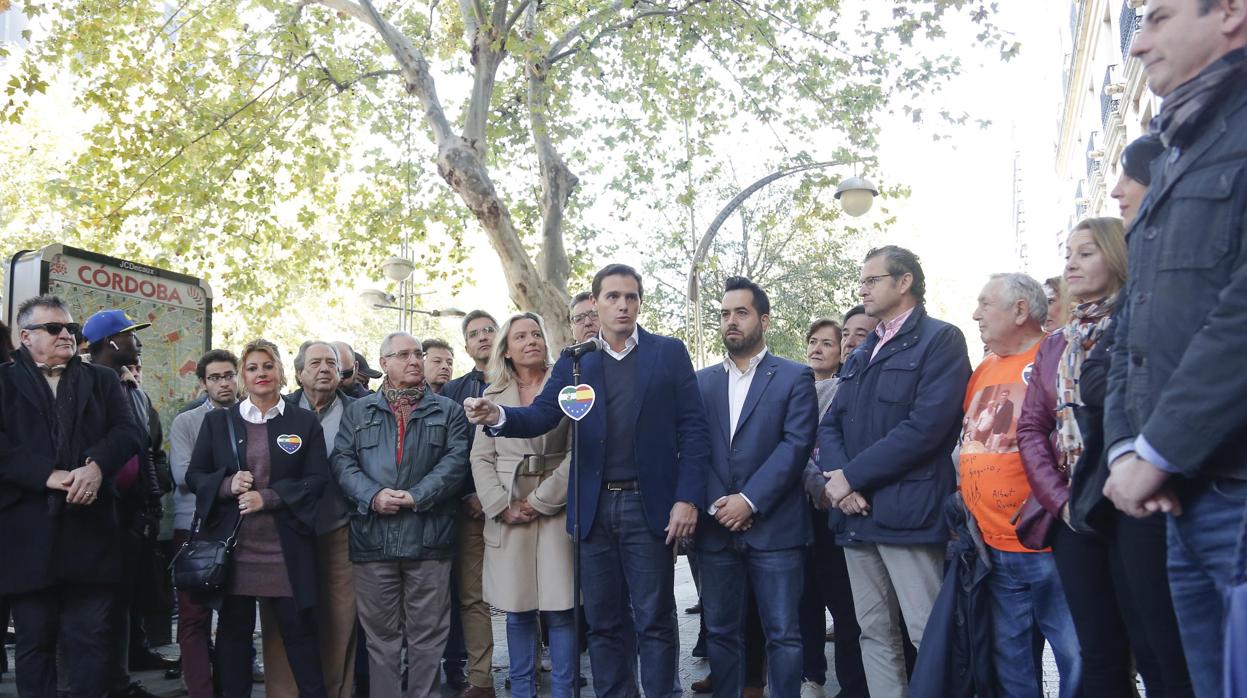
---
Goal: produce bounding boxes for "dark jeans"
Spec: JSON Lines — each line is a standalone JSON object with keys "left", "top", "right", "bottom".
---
{"left": 217, "top": 595, "right": 325, "bottom": 698}
{"left": 10, "top": 582, "right": 113, "bottom": 698}
{"left": 1167, "top": 478, "right": 1247, "bottom": 698}
{"left": 581, "top": 489, "right": 679, "bottom": 698}
{"left": 986, "top": 548, "right": 1081, "bottom": 698}
{"left": 701, "top": 542, "right": 804, "bottom": 698}
{"left": 1105, "top": 511, "right": 1193, "bottom": 698}
{"left": 173, "top": 529, "right": 216, "bottom": 698}
{"left": 799, "top": 504, "right": 868, "bottom": 697}
{"left": 1053, "top": 523, "right": 1136, "bottom": 697}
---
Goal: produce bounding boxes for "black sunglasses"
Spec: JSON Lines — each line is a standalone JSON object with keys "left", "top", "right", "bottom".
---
{"left": 24, "top": 322, "right": 82, "bottom": 337}
{"left": 339, "top": 367, "right": 356, "bottom": 379}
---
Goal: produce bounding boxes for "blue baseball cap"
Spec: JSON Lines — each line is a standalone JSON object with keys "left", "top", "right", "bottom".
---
{"left": 82, "top": 310, "right": 151, "bottom": 344}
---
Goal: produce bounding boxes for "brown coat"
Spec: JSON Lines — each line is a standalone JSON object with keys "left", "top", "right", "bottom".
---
{"left": 471, "top": 373, "right": 573, "bottom": 612}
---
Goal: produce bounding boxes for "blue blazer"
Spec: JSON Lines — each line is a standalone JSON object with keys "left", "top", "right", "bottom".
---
{"left": 491, "top": 326, "right": 710, "bottom": 540}
{"left": 696, "top": 353, "right": 818, "bottom": 552}
{"left": 818, "top": 305, "right": 971, "bottom": 546}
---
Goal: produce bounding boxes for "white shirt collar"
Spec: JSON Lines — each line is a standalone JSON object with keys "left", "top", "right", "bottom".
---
{"left": 599, "top": 325, "right": 640, "bottom": 361}
{"left": 722, "top": 346, "right": 769, "bottom": 377}
{"left": 239, "top": 396, "right": 285, "bottom": 424}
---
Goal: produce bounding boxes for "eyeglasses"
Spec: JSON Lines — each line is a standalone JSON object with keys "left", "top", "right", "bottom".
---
{"left": 339, "top": 367, "right": 356, "bottom": 379}
{"left": 205, "top": 372, "right": 237, "bottom": 384}
{"left": 23, "top": 322, "right": 82, "bottom": 336}
{"left": 466, "top": 326, "right": 497, "bottom": 341}
{"left": 382, "top": 349, "right": 425, "bottom": 363}
{"left": 858, "top": 274, "right": 895, "bottom": 290}
{"left": 571, "top": 311, "right": 599, "bottom": 326}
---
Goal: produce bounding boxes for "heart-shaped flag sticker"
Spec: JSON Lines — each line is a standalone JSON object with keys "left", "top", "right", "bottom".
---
{"left": 558, "top": 384, "right": 596, "bottom": 421}
{"left": 276, "top": 434, "right": 303, "bottom": 455}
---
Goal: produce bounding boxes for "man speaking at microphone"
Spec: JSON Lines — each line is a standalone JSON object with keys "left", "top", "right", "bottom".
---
{"left": 464, "top": 263, "right": 710, "bottom": 697}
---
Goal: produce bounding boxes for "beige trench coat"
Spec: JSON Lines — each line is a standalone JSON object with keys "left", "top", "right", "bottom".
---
{"left": 471, "top": 373, "right": 574, "bottom": 612}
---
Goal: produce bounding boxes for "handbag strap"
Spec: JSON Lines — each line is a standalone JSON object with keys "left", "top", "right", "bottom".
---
{"left": 223, "top": 411, "right": 245, "bottom": 545}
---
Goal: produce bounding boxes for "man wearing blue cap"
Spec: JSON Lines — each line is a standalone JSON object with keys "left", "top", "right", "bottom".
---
{"left": 84, "top": 309, "right": 171, "bottom": 698}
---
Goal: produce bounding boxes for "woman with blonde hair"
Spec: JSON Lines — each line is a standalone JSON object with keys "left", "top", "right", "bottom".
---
{"left": 470, "top": 312, "right": 575, "bottom": 698}
{"left": 1018, "top": 218, "right": 1191, "bottom": 696}
{"left": 186, "top": 339, "right": 329, "bottom": 697}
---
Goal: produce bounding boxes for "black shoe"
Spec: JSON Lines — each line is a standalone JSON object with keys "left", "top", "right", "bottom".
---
{"left": 110, "top": 682, "right": 160, "bottom": 698}
{"left": 444, "top": 666, "right": 468, "bottom": 691}
{"left": 130, "top": 649, "right": 178, "bottom": 672}
{"left": 164, "top": 665, "right": 183, "bottom": 680}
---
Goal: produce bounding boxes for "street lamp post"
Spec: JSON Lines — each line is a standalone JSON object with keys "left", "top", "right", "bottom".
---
{"left": 686, "top": 160, "right": 878, "bottom": 365}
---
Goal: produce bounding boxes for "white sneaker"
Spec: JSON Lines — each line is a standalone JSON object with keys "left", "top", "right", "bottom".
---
{"left": 540, "top": 645, "right": 552, "bottom": 672}
{"left": 800, "top": 679, "right": 826, "bottom": 698}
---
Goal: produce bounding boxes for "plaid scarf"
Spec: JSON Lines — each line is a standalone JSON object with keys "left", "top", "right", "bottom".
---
{"left": 1150, "top": 47, "right": 1247, "bottom": 148}
{"left": 1054, "top": 295, "right": 1117, "bottom": 478}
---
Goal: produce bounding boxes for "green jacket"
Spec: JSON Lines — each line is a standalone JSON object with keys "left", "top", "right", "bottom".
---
{"left": 331, "top": 390, "right": 470, "bottom": 562}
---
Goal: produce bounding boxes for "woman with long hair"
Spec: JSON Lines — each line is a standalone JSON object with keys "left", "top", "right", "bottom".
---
{"left": 470, "top": 312, "right": 575, "bottom": 698}
{"left": 1018, "top": 217, "right": 1191, "bottom": 697}
{"left": 186, "top": 339, "right": 328, "bottom": 697}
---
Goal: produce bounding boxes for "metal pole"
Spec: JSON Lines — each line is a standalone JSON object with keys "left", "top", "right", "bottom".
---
{"left": 571, "top": 358, "right": 583, "bottom": 698}
{"left": 685, "top": 159, "right": 848, "bottom": 365}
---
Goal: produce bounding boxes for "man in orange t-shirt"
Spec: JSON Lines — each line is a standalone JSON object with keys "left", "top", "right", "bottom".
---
{"left": 961, "top": 274, "right": 1082, "bottom": 698}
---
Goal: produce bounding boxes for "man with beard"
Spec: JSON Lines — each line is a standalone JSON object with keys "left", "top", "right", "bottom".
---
{"left": 694, "top": 277, "right": 818, "bottom": 698}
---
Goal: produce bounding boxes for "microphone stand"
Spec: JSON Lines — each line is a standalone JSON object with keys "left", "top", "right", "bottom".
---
{"left": 571, "top": 352, "right": 584, "bottom": 698}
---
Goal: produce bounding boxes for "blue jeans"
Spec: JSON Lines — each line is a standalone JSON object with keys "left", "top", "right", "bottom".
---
{"left": 701, "top": 542, "right": 804, "bottom": 698}
{"left": 986, "top": 548, "right": 1081, "bottom": 698}
{"left": 1167, "top": 478, "right": 1247, "bottom": 698}
{"left": 506, "top": 610, "right": 576, "bottom": 698}
{"left": 581, "top": 489, "right": 679, "bottom": 698}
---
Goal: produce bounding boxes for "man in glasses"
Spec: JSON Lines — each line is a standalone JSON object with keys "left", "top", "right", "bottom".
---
{"left": 0, "top": 295, "right": 142, "bottom": 697}
{"left": 168, "top": 348, "right": 240, "bottom": 697}
{"left": 334, "top": 342, "right": 369, "bottom": 399}
{"left": 818, "top": 246, "right": 971, "bottom": 697}
{"left": 569, "top": 292, "right": 600, "bottom": 343}
{"left": 333, "top": 331, "right": 471, "bottom": 698}
{"left": 441, "top": 309, "right": 498, "bottom": 696}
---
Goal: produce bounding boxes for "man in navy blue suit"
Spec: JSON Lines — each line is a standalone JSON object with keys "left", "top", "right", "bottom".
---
{"left": 463, "top": 264, "right": 710, "bottom": 697}
{"left": 693, "top": 277, "right": 818, "bottom": 698}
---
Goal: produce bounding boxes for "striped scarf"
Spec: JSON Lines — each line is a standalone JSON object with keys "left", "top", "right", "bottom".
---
{"left": 1055, "top": 295, "right": 1117, "bottom": 478}
{"left": 1150, "top": 47, "right": 1247, "bottom": 148}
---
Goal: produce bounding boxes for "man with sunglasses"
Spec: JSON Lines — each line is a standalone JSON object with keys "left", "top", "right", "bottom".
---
{"left": 0, "top": 295, "right": 143, "bottom": 697}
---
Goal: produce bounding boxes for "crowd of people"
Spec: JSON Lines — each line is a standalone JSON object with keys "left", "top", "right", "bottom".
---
{"left": 2, "top": 1, "right": 1247, "bottom": 697}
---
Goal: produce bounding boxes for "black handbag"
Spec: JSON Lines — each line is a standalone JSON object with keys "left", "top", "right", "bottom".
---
{"left": 171, "top": 414, "right": 245, "bottom": 593}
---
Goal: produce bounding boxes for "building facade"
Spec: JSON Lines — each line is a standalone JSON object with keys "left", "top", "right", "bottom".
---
{"left": 1054, "top": 0, "right": 1154, "bottom": 251}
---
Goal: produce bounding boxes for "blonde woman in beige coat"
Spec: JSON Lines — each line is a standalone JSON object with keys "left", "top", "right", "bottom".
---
{"left": 470, "top": 312, "right": 575, "bottom": 698}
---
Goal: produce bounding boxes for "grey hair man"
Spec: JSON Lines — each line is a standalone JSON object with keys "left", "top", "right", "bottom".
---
{"left": 966, "top": 273, "right": 1081, "bottom": 696}
{"left": 1, "top": 295, "right": 142, "bottom": 696}
{"left": 262, "top": 340, "right": 359, "bottom": 698}
{"left": 332, "top": 331, "right": 470, "bottom": 698}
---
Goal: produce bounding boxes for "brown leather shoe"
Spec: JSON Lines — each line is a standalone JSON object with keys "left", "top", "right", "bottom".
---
{"left": 743, "top": 687, "right": 765, "bottom": 698}
{"left": 456, "top": 686, "right": 496, "bottom": 698}
{"left": 692, "top": 675, "right": 714, "bottom": 693}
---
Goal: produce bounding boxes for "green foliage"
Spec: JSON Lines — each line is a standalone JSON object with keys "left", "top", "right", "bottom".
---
{"left": 1, "top": 0, "right": 1008, "bottom": 346}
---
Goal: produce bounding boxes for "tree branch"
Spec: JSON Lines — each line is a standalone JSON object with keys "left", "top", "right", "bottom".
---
{"left": 306, "top": 0, "right": 457, "bottom": 145}
{"left": 548, "top": 0, "right": 709, "bottom": 64}
{"left": 525, "top": 1, "right": 574, "bottom": 290}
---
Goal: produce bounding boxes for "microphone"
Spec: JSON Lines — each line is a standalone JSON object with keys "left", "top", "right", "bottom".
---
{"left": 561, "top": 336, "right": 604, "bottom": 359}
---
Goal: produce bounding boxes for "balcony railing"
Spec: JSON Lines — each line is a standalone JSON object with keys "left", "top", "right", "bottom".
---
{"left": 1101, "top": 65, "right": 1124, "bottom": 128}
{"left": 1086, "top": 134, "right": 1104, "bottom": 182}
{"left": 1120, "top": 0, "right": 1142, "bottom": 60}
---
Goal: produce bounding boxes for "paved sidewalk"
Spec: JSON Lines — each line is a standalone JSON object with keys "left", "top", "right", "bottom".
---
{"left": 2, "top": 557, "right": 1077, "bottom": 696}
